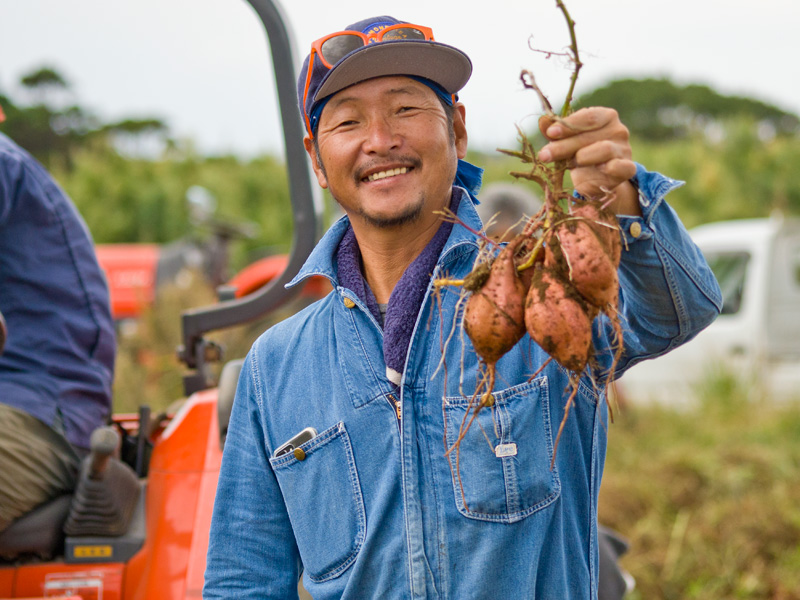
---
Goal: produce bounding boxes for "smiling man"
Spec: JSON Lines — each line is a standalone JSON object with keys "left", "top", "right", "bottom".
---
{"left": 204, "top": 16, "right": 721, "bottom": 600}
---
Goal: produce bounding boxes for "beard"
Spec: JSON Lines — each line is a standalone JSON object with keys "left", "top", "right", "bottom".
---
{"left": 319, "top": 153, "right": 443, "bottom": 229}
{"left": 349, "top": 193, "right": 425, "bottom": 229}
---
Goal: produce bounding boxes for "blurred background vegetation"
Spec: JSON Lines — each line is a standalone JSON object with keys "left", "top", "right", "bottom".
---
{"left": 601, "top": 380, "right": 800, "bottom": 599}
{"left": 3, "top": 66, "right": 800, "bottom": 599}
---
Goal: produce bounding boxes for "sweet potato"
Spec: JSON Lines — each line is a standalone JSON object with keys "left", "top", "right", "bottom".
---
{"left": 525, "top": 265, "right": 594, "bottom": 372}
{"left": 570, "top": 201, "right": 621, "bottom": 266}
{"left": 464, "top": 237, "right": 528, "bottom": 366}
{"left": 546, "top": 219, "right": 618, "bottom": 308}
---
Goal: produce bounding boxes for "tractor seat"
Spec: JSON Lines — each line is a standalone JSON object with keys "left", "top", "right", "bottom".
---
{"left": 0, "top": 494, "right": 72, "bottom": 561}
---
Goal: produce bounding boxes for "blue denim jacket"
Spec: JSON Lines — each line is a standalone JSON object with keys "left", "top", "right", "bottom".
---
{"left": 204, "top": 165, "right": 722, "bottom": 599}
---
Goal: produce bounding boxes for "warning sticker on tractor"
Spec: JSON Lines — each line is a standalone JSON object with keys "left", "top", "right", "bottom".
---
{"left": 44, "top": 572, "right": 103, "bottom": 600}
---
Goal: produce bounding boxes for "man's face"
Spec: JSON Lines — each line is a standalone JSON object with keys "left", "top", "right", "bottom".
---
{"left": 304, "top": 76, "right": 467, "bottom": 232}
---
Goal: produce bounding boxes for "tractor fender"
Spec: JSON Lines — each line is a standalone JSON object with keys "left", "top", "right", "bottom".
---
{"left": 227, "top": 254, "right": 330, "bottom": 299}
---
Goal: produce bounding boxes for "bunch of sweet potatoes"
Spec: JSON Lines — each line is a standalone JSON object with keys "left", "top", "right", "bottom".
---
{"left": 465, "top": 198, "right": 621, "bottom": 376}
{"left": 440, "top": 0, "right": 624, "bottom": 469}
{"left": 448, "top": 194, "right": 623, "bottom": 465}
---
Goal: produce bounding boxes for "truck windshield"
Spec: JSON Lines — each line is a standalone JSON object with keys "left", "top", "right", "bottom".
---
{"left": 703, "top": 251, "right": 750, "bottom": 315}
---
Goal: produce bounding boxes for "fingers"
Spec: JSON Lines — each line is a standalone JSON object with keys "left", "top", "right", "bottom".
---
{"left": 571, "top": 158, "right": 637, "bottom": 193}
{"left": 573, "top": 139, "right": 631, "bottom": 170}
{"left": 539, "top": 107, "right": 629, "bottom": 162}
{"left": 536, "top": 107, "right": 635, "bottom": 198}
{"left": 544, "top": 107, "right": 618, "bottom": 140}
{"left": 538, "top": 114, "right": 556, "bottom": 138}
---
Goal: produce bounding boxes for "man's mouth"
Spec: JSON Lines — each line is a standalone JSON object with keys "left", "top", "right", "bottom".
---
{"left": 364, "top": 167, "right": 410, "bottom": 183}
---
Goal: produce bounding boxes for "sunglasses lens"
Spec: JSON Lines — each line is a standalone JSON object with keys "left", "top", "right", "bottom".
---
{"left": 320, "top": 33, "right": 365, "bottom": 66}
{"left": 381, "top": 27, "right": 427, "bottom": 41}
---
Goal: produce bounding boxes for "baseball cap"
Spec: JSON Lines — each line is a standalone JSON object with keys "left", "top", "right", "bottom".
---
{"left": 297, "top": 15, "right": 472, "bottom": 135}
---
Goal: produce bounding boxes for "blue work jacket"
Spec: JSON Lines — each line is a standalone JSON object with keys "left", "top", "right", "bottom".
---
{"left": 0, "top": 132, "right": 115, "bottom": 450}
{"left": 204, "top": 165, "right": 722, "bottom": 599}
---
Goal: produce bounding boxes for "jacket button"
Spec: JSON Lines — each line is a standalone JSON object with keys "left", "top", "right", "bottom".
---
{"left": 629, "top": 222, "right": 642, "bottom": 238}
{"left": 293, "top": 448, "right": 306, "bottom": 461}
{"left": 343, "top": 297, "right": 356, "bottom": 309}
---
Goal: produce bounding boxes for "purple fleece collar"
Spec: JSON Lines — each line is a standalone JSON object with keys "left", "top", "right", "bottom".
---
{"left": 336, "top": 192, "right": 460, "bottom": 386}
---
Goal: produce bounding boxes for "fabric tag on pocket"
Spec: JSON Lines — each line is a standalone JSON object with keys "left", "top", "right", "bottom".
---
{"left": 495, "top": 443, "right": 518, "bottom": 458}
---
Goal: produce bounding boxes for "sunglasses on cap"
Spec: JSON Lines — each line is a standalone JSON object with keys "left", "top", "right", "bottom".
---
{"left": 311, "top": 23, "right": 435, "bottom": 69}
{"left": 301, "top": 23, "right": 435, "bottom": 134}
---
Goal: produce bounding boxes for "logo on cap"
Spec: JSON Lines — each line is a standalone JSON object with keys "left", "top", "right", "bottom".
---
{"left": 363, "top": 22, "right": 394, "bottom": 37}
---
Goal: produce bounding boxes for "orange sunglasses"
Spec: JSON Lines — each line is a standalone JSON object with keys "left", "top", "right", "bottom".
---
{"left": 311, "top": 23, "right": 435, "bottom": 69}
{"left": 302, "top": 23, "right": 435, "bottom": 134}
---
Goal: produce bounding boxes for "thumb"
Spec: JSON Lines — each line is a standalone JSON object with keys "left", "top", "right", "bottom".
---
{"left": 538, "top": 114, "right": 556, "bottom": 140}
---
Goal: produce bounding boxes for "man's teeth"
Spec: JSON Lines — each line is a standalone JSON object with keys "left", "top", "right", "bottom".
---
{"left": 367, "top": 167, "right": 408, "bottom": 182}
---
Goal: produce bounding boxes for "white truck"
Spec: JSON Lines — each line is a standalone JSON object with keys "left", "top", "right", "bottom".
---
{"left": 616, "top": 214, "right": 800, "bottom": 404}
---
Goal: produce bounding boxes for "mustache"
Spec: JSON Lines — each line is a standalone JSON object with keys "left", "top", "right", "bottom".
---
{"left": 354, "top": 156, "right": 421, "bottom": 183}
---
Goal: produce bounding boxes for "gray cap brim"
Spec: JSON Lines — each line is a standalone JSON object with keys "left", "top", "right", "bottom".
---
{"left": 315, "top": 40, "right": 472, "bottom": 101}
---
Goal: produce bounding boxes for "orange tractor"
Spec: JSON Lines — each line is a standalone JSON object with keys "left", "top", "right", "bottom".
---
{"left": 0, "top": 1, "right": 322, "bottom": 597}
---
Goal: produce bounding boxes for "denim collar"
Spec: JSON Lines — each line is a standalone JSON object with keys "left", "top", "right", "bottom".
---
{"left": 288, "top": 185, "right": 483, "bottom": 290}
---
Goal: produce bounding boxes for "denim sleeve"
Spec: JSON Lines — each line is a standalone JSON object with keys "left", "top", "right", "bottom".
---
{"left": 594, "top": 164, "right": 722, "bottom": 378}
{"left": 203, "top": 350, "right": 302, "bottom": 599}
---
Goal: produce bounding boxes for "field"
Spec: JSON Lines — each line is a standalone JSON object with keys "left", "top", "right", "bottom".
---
{"left": 601, "top": 376, "right": 800, "bottom": 599}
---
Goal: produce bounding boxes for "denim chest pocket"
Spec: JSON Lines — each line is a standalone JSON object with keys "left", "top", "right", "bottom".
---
{"left": 269, "top": 422, "right": 365, "bottom": 582}
{"left": 443, "top": 378, "right": 561, "bottom": 522}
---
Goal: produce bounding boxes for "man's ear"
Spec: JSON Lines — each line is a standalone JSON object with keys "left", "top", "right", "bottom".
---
{"left": 453, "top": 103, "right": 468, "bottom": 160}
{"left": 303, "top": 135, "right": 328, "bottom": 189}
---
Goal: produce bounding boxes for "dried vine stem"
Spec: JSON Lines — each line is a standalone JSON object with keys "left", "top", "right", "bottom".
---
{"left": 555, "top": 0, "right": 583, "bottom": 117}
{"left": 434, "top": 0, "right": 624, "bottom": 484}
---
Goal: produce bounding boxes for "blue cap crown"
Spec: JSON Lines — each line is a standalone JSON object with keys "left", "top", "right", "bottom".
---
{"left": 297, "top": 16, "right": 472, "bottom": 135}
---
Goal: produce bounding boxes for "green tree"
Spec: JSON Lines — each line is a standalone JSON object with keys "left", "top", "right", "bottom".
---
{"left": 20, "top": 66, "right": 70, "bottom": 107}
{"left": 575, "top": 78, "right": 800, "bottom": 141}
{"left": 0, "top": 65, "right": 170, "bottom": 169}
{"left": 103, "top": 118, "right": 171, "bottom": 158}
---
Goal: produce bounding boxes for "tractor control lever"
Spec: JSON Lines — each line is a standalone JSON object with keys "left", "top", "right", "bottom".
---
{"left": 88, "top": 426, "right": 120, "bottom": 480}
{"left": 65, "top": 425, "right": 140, "bottom": 537}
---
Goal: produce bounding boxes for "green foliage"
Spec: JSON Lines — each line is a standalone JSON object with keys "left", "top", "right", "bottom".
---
{"left": 486, "top": 120, "right": 800, "bottom": 227}
{"left": 0, "top": 93, "right": 88, "bottom": 170}
{"left": 103, "top": 118, "right": 167, "bottom": 135}
{"left": 48, "top": 150, "right": 294, "bottom": 266}
{"left": 20, "top": 66, "right": 68, "bottom": 91}
{"left": 575, "top": 78, "right": 800, "bottom": 141}
{"left": 631, "top": 120, "right": 800, "bottom": 226}
{"left": 1, "top": 65, "right": 170, "bottom": 168}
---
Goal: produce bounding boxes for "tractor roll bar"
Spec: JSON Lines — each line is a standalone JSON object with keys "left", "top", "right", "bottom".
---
{"left": 179, "top": 0, "right": 322, "bottom": 395}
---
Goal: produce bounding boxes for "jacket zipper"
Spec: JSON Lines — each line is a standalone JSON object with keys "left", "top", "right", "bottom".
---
{"left": 387, "top": 392, "right": 402, "bottom": 426}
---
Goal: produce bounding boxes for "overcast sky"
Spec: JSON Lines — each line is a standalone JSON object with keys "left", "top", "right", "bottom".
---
{"left": 1, "top": 0, "right": 797, "bottom": 157}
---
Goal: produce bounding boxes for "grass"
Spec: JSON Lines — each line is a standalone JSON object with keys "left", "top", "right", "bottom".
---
{"left": 601, "top": 374, "right": 800, "bottom": 599}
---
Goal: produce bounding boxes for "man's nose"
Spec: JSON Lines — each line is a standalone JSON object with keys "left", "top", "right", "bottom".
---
{"left": 362, "top": 118, "right": 400, "bottom": 154}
